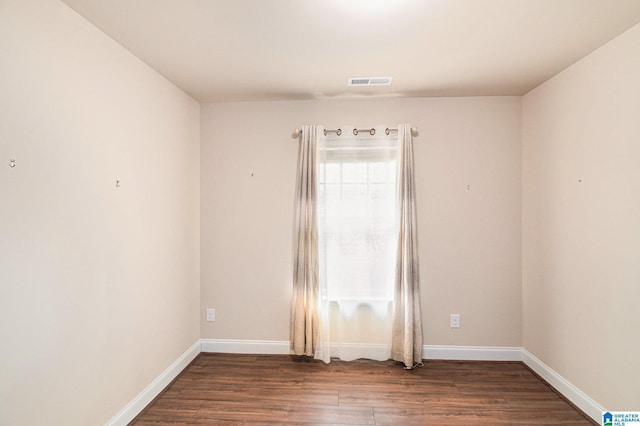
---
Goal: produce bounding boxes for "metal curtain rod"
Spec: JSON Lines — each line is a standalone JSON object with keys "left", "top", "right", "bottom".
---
{"left": 292, "top": 126, "right": 417, "bottom": 138}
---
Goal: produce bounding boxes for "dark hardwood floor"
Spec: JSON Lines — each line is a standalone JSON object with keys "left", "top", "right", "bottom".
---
{"left": 131, "top": 353, "right": 596, "bottom": 425}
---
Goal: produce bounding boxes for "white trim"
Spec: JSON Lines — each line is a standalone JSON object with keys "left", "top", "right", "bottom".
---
{"left": 521, "top": 349, "right": 604, "bottom": 423}
{"left": 200, "top": 340, "right": 522, "bottom": 362}
{"left": 201, "top": 339, "right": 391, "bottom": 361}
{"left": 200, "top": 339, "right": 292, "bottom": 355}
{"left": 105, "top": 340, "right": 201, "bottom": 426}
{"left": 423, "top": 345, "right": 522, "bottom": 361}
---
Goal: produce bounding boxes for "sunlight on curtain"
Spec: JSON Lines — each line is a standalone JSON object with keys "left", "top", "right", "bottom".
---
{"left": 391, "top": 123, "right": 423, "bottom": 368}
{"left": 316, "top": 126, "right": 398, "bottom": 362}
{"left": 291, "top": 125, "right": 320, "bottom": 357}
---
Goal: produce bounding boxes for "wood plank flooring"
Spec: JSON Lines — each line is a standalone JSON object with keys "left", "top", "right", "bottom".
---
{"left": 131, "top": 353, "right": 596, "bottom": 425}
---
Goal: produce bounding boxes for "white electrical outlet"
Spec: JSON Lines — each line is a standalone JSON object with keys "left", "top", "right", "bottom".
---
{"left": 450, "top": 314, "right": 460, "bottom": 329}
{"left": 206, "top": 308, "right": 215, "bottom": 322}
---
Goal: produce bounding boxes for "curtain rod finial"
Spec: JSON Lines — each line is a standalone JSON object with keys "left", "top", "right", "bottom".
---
{"left": 411, "top": 127, "right": 418, "bottom": 136}
{"left": 292, "top": 128, "right": 302, "bottom": 138}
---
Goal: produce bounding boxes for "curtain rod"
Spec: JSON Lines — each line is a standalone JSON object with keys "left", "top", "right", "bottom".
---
{"left": 292, "top": 126, "right": 417, "bottom": 138}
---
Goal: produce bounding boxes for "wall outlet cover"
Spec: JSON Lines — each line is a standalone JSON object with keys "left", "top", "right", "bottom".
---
{"left": 206, "top": 308, "right": 215, "bottom": 322}
{"left": 450, "top": 314, "right": 461, "bottom": 328}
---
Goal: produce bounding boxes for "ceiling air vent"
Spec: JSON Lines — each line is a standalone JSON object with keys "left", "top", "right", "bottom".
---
{"left": 348, "top": 76, "right": 392, "bottom": 86}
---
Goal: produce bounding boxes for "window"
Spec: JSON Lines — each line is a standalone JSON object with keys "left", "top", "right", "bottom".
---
{"left": 317, "top": 135, "right": 398, "bottom": 305}
{"left": 292, "top": 123, "right": 421, "bottom": 365}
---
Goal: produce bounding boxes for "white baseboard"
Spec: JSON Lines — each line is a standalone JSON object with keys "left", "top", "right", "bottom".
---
{"left": 521, "top": 349, "right": 603, "bottom": 423}
{"left": 200, "top": 340, "right": 522, "bottom": 362}
{"left": 423, "top": 345, "right": 522, "bottom": 361}
{"left": 200, "top": 338, "right": 292, "bottom": 354}
{"left": 105, "top": 340, "right": 201, "bottom": 426}
{"left": 200, "top": 339, "right": 394, "bottom": 361}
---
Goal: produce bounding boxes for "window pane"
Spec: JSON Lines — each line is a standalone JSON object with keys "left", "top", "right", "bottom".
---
{"left": 342, "top": 162, "right": 367, "bottom": 183}
{"left": 341, "top": 184, "right": 367, "bottom": 218}
{"left": 324, "top": 163, "right": 341, "bottom": 183}
{"left": 369, "top": 161, "right": 395, "bottom": 183}
{"left": 317, "top": 140, "right": 398, "bottom": 303}
{"left": 369, "top": 183, "right": 396, "bottom": 219}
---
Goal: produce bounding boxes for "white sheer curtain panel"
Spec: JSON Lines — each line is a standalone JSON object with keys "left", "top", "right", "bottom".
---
{"left": 291, "top": 123, "right": 422, "bottom": 366}
{"left": 391, "top": 123, "right": 423, "bottom": 368}
{"left": 291, "top": 125, "right": 320, "bottom": 357}
{"left": 316, "top": 126, "right": 399, "bottom": 362}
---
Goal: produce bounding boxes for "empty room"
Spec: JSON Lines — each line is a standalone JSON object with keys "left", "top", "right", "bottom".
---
{"left": 1, "top": 0, "right": 639, "bottom": 424}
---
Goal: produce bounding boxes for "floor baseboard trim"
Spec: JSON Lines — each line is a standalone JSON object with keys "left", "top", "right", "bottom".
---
{"left": 200, "top": 339, "right": 522, "bottom": 362}
{"left": 201, "top": 338, "right": 292, "bottom": 355}
{"left": 105, "top": 340, "right": 201, "bottom": 426}
{"left": 423, "top": 345, "right": 522, "bottom": 361}
{"left": 521, "top": 349, "right": 603, "bottom": 423}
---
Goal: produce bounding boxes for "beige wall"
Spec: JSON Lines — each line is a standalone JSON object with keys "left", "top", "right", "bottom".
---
{"left": 8, "top": 0, "right": 637, "bottom": 420}
{"left": 200, "top": 97, "right": 522, "bottom": 347}
{"left": 0, "top": 0, "right": 200, "bottom": 424}
{"left": 523, "top": 23, "right": 640, "bottom": 409}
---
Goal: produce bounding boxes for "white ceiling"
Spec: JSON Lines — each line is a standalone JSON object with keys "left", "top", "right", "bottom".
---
{"left": 61, "top": 0, "right": 640, "bottom": 102}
